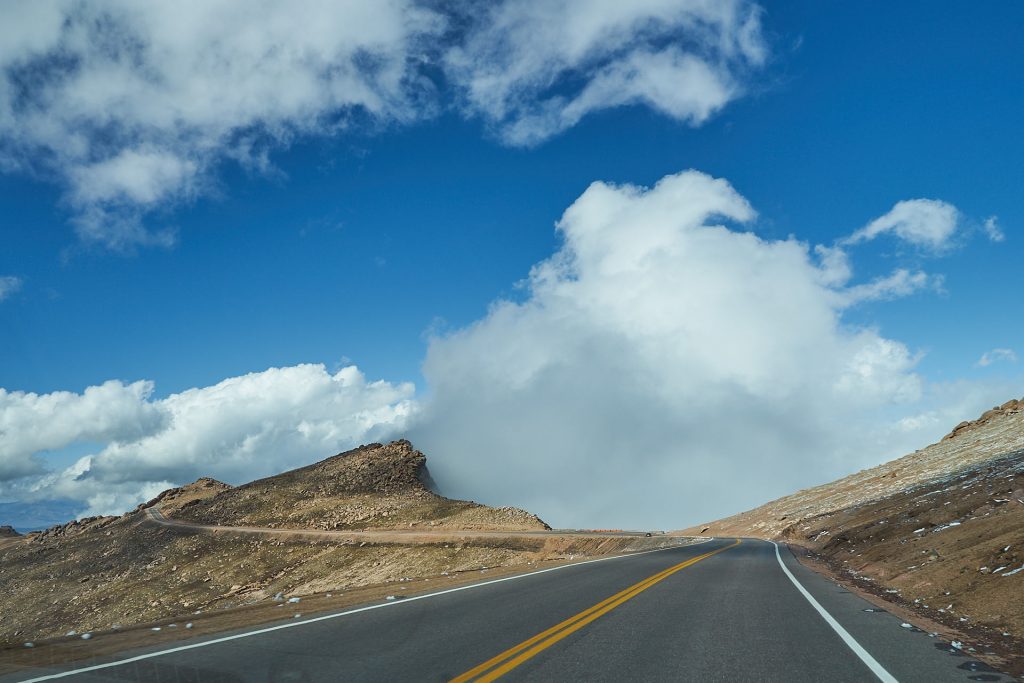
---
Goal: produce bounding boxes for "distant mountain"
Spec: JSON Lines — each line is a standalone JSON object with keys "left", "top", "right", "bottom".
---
{"left": 0, "top": 499, "right": 83, "bottom": 533}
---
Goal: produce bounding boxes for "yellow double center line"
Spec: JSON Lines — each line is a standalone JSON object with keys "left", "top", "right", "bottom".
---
{"left": 450, "top": 539, "right": 740, "bottom": 682}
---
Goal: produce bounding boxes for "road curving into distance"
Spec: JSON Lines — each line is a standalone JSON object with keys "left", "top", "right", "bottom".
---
{"left": 4, "top": 538, "right": 1013, "bottom": 682}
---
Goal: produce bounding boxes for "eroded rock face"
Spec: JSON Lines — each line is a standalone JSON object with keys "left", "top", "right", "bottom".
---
{"left": 0, "top": 525, "right": 20, "bottom": 538}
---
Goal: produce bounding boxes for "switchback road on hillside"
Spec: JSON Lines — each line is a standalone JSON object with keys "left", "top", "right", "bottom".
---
{"left": 4, "top": 538, "right": 1013, "bottom": 682}
{"left": 143, "top": 506, "right": 665, "bottom": 543}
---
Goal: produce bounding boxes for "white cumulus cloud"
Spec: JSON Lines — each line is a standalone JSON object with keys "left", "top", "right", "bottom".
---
{"left": 0, "top": 380, "right": 165, "bottom": 480}
{"left": 408, "top": 170, "right": 972, "bottom": 529}
{"left": 0, "top": 1, "right": 769, "bottom": 248}
{"left": 445, "top": 0, "right": 766, "bottom": 146}
{"left": 0, "top": 0, "right": 444, "bottom": 249}
{"left": 1, "top": 365, "right": 414, "bottom": 518}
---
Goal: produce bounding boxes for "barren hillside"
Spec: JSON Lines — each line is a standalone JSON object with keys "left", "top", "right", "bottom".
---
{"left": 0, "top": 441, "right": 684, "bottom": 650}
{"left": 683, "top": 399, "right": 1024, "bottom": 672}
{"left": 173, "top": 440, "right": 549, "bottom": 531}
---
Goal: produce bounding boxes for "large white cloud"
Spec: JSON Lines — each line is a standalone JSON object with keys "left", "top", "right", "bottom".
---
{"left": 407, "top": 170, "right": 1003, "bottom": 529}
{"left": 0, "top": 365, "right": 414, "bottom": 518}
{"left": 0, "top": 1, "right": 767, "bottom": 248}
{"left": 0, "top": 380, "right": 165, "bottom": 480}
{"left": 445, "top": 0, "right": 765, "bottom": 146}
{"left": 0, "top": 0, "right": 444, "bottom": 248}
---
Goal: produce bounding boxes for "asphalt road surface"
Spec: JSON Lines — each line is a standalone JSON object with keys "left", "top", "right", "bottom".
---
{"left": 5, "top": 538, "right": 1014, "bottom": 682}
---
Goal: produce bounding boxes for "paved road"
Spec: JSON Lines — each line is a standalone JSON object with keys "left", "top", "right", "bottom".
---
{"left": 5, "top": 538, "right": 1014, "bottom": 682}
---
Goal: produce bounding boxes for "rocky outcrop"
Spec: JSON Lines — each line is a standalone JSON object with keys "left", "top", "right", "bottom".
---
{"left": 172, "top": 440, "right": 549, "bottom": 532}
{"left": 943, "top": 397, "right": 1023, "bottom": 441}
{"left": 30, "top": 515, "right": 118, "bottom": 542}
{"left": 0, "top": 525, "right": 20, "bottom": 538}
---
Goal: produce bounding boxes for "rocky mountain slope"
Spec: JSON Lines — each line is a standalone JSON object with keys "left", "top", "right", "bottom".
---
{"left": 173, "top": 440, "right": 549, "bottom": 531}
{"left": 0, "top": 441, "right": 682, "bottom": 651}
{"left": 683, "top": 399, "right": 1024, "bottom": 674}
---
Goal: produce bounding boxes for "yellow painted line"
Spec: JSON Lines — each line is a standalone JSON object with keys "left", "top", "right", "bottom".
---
{"left": 450, "top": 539, "right": 740, "bottom": 682}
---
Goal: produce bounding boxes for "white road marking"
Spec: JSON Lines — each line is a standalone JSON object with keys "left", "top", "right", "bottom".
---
{"left": 772, "top": 541, "right": 899, "bottom": 683}
{"left": 14, "top": 539, "right": 710, "bottom": 682}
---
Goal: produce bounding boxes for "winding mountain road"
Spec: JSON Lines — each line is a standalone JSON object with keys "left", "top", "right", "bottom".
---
{"left": 5, "top": 538, "right": 1011, "bottom": 682}
{"left": 143, "top": 506, "right": 665, "bottom": 543}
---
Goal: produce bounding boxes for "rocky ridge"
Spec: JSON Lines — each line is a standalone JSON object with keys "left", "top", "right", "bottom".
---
{"left": 0, "top": 440, "right": 627, "bottom": 648}
{"left": 174, "top": 440, "right": 550, "bottom": 531}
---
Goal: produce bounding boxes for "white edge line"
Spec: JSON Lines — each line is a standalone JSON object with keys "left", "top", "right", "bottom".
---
{"left": 16, "top": 538, "right": 713, "bottom": 682}
{"left": 771, "top": 541, "right": 899, "bottom": 683}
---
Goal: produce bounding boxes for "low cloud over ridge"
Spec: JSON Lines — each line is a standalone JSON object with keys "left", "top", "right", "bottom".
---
{"left": 0, "top": 365, "right": 413, "bottom": 520}
{"left": 0, "top": 170, "right": 1006, "bottom": 529}
{"left": 409, "top": 171, "right": 1002, "bottom": 528}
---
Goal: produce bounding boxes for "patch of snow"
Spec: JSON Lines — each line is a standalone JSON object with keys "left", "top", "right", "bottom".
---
{"left": 80, "top": 633, "right": 91, "bottom": 640}
{"left": 23, "top": 643, "right": 33, "bottom": 648}
{"left": 185, "top": 623, "right": 193, "bottom": 629}
{"left": 287, "top": 597, "right": 301, "bottom": 604}
{"left": 900, "top": 623, "right": 913, "bottom": 629}
{"left": 1001, "top": 565, "right": 1024, "bottom": 577}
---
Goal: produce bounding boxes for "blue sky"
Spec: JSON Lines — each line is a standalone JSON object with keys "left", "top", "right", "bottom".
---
{"left": 1, "top": 1, "right": 1021, "bottom": 529}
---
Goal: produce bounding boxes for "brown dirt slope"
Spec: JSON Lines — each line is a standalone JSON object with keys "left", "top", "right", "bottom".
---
{"left": 174, "top": 440, "right": 549, "bottom": 531}
{"left": 0, "top": 440, "right": 685, "bottom": 648}
{"left": 681, "top": 399, "right": 1024, "bottom": 674}
{"left": 684, "top": 398, "right": 1024, "bottom": 539}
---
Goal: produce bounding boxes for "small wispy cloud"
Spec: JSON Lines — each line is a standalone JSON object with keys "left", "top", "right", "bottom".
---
{"left": 977, "top": 348, "right": 1017, "bottom": 367}
{"left": 837, "top": 269, "right": 940, "bottom": 307}
{"left": 0, "top": 275, "right": 23, "bottom": 302}
{"left": 983, "top": 216, "right": 1005, "bottom": 242}
{"left": 842, "top": 199, "right": 961, "bottom": 252}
